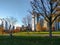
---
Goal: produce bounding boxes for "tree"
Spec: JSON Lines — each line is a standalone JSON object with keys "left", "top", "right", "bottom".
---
{"left": 5, "top": 17, "right": 17, "bottom": 38}
{"left": 22, "top": 17, "right": 27, "bottom": 27}
{"left": 30, "top": 0, "right": 60, "bottom": 38}
{"left": 5, "top": 17, "right": 17, "bottom": 26}
{"left": 22, "top": 15, "right": 32, "bottom": 26}
{"left": 22, "top": 15, "right": 31, "bottom": 26}
{"left": 22, "top": 15, "right": 32, "bottom": 31}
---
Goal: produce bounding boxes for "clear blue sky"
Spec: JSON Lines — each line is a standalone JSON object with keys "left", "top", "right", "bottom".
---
{"left": 0, "top": 0, "right": 31, "bottom": 26}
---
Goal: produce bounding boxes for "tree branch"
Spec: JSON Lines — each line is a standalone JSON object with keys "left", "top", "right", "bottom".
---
{"left": 41, "top": 0, "right": 50, "bottom": 20}
{"left": 52, "top": 0, "right": 59, "bottom": 14}
{"left": 52, "top": 14, "right": 60, "bottom": 23}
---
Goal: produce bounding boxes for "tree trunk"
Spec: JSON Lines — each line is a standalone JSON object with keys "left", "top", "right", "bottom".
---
{"left": 10, "top": 30, "right": 13, "bottom": 39}
{"left": 58, "top": 22, "right": 59, "bottom": 31}
{"left": 49, "top": 23, "right": 52, "bottom": 38}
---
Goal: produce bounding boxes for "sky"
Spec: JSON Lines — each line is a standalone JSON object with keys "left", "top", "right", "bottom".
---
{"left": 0, "top": 0, "right": 31, "bottom": 27}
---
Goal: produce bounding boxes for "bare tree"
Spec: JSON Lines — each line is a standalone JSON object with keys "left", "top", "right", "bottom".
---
{"left": 27, "top": 15, "right": 32, "bottom": 26}
{"left": 6, "top": 17, "right": 17, "bottom": 26}
{"left": 30, "top": 0, "right": 60, "bottom": 38}
{"left": 5, "top": 17, "right": 17, "bottom": 38}
{"left": 22, "top": 15, "right": 32, "bottom": 26}
{"left": 22, "top": 15, "right": 32, "bottom": 31}
{"left": 22, "top": 17, "right": 27, "bottom": 27}
{"left": 27, "top": 15, "right": 32, "bottom": 31}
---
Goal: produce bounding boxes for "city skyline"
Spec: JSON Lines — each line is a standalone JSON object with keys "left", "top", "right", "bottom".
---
{"left": 0, "top": 0, "right": 31, "bottom": 27}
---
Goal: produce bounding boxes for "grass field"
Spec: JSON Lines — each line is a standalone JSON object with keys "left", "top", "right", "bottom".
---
{"left": 0, "top": 32, "right": 60, "bottom": 45}
{"left": 13, "top": 32, "right": 60, "bottom": 36}
{"left": 0, "top": 36, "right": 60, "bottom": 45}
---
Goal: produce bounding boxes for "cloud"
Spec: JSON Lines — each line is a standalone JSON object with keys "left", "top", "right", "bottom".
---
{"left": 14, "top": 23, "right": 21, "bottom": 27}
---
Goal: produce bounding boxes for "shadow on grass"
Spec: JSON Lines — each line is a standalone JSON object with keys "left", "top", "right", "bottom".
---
{"left": 0, "top": 36, "right": 60, "bottom": 45}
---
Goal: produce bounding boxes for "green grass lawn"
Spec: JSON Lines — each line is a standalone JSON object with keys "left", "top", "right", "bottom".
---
{"left": 0, "top": 36, "right": 60, "bottom": 45}
{"left": 0, "top": 32, "right": 60, "bottom": 45}
{"left": 13, "top": 32, "right": 60, "bottom": 36}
